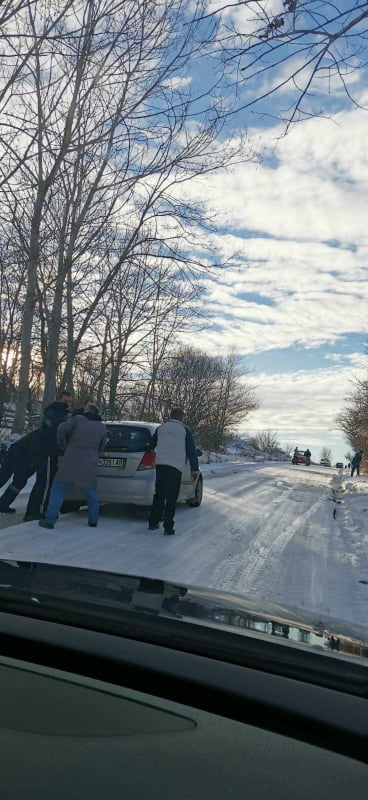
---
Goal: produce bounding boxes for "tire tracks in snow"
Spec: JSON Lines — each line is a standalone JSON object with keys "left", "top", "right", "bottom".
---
{"left": 210, "top": 485, "right": 325, "bottom": 597}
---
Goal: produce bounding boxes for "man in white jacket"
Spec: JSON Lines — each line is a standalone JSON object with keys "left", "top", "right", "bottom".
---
{"left": 148, "top": 407, "right": 199, "bottom": 535}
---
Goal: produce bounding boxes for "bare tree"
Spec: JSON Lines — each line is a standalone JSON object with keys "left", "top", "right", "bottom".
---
{"left": 1, "top": 0, "right": 250, "bottom": 431}
{"left": 88, "top": 261, "right": 184, "bottom": 419}
{"left": 336, "top": 372, "right": 368, "bottom": 463}
{"left": 2, "top": 1, "right": 103, "bottom": 428}
{"left": 149, "top": 345, "right": 258, "bottom": 449}
{"left": 0, "top": 230, "right": 27, "bottom": 420}
{"left": 320, "top": 446, "right": 332, "bottom": 461}
{"left": 207, "top": 1, "right": 368, "bottom": 128}
{"left": 254, "top": 430, "right": 280, "bottom": 452}
{"left": 205, "top": 351, "right": 258, "bottom": 451}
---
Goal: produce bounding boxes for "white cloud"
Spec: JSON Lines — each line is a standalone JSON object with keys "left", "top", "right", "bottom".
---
{"left": 185, "top": 234, "right": 368, "bottom": 355}
{"left": 174, "top": 104, "right": 368, "bottom": 356}
{"left": 178, "top": 96, "right": 367, "bottom": 458}
{"left": 190, "top": 108, "right": 368, "bottom": 246}
{"left": 162, "top": 76, "right": 192, "bottom": 90}
{"left": 246, "top": 365, "right": 357, "bottom": 431}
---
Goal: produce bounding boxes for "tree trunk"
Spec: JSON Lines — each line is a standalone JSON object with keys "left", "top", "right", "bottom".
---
{"left": 12, "top": 197, "right": 42, "bottom": 432}
{"left": 62, "top": 270, "right": 74, "bottom": 393}
{"left": 96, "top": 322, "right": 110, "bottom": 411}
{"left": 42, "top": 274, "right": 65, "bottom": 407}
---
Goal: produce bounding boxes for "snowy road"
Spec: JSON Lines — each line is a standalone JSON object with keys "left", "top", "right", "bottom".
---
{"left": 0, "top": 462, "right": 367, "bottom": 627}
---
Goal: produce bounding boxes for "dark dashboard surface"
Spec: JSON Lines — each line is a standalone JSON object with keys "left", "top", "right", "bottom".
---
{"left": 0, "top": 558, "right": 367, "bottom": 797}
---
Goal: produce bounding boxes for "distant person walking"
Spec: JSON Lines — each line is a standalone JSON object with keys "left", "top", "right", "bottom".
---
{"left": 39, "top": 404, "right": 107, "bottom": 529}
{"left": 148, "top": 407, "right": 199, "bottom": 536}
{"left": 304, "top": 448, "right": 311, "bottom": 466}
{"left": 351, "top": 450, "right": 363, "bottom": 477}
{"left": 24, "top": 391, "right": 73, "bottom": 521}
{"left": 292, "top": 447, "right": 299, "bottom": 465}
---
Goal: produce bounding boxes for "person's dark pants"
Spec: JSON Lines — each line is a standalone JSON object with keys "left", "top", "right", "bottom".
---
{"left": 25, "top": 456, "right": 58, "bottom": 519}
{"left": 351, "top": 466, "right": 360, "bottom": 477}
{"left": 149, "top": 465, "right": 182, "bottom": 533}
{"left": 0, "top": 461, "right": 36, "bottom": 511}
{"left": 0, "top": 444, "right": 18, "bottom": 488}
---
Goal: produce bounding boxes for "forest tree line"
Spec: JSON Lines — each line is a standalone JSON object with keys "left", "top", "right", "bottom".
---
{"left": 0, "top": 1, "right": 257, "bottom": 449}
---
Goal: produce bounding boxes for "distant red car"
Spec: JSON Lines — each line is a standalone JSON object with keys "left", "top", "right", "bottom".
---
{"left": 292, "top": 450, "right": 306, "bottom": 464}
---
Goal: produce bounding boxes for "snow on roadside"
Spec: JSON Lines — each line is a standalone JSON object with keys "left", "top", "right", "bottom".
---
{"left": 199, "top": 457, "right": 282, "bottom": 479}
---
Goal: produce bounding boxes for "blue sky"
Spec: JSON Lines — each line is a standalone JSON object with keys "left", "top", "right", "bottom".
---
{"left": 247, "top": 335, "right": 366, "bottom": 375}
{"left": 181, "top": 2, "right": 368, "bottom": 462}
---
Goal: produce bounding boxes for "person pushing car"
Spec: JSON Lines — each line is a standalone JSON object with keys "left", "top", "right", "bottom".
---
{"left": 148, "top": 407, "right": 199, "bottom": 536}
{"left": 39, "top": 404, "right": 107, "bottom": 529}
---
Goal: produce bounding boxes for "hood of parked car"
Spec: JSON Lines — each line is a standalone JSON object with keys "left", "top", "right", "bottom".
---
{"left": 0, "top": 560, "right": 367, "bottom": 669}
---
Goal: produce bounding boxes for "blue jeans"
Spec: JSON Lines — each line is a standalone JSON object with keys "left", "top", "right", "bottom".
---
{"left": 45, "top": 480, "right": 99, "bottom": 525}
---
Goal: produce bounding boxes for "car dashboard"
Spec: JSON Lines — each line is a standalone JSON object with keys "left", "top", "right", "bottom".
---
{"left": 0, "top": 560, "right": 367, "bottom": 798}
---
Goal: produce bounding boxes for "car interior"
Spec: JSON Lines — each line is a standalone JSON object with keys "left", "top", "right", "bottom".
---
{"left": 0, "top": 560, "right": 367, "bottom": 799}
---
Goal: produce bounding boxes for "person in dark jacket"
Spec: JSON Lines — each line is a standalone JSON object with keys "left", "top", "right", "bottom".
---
{"left": 351, "top": 450, "right": 363, "bottom": 477}
{"left": 39, "top": 404, "right": 107, "bottom": 529}
{"left": 304, "top": 448, "right": 311, "bottom": 466}
{"left": 0, "top": 430, "right": 42, "bottom": 513}
{"left": 148, "top": 407, "right": 199, "bottom": 536}
{"left": 23, "top": 391, "right": 73, "bottom": 521}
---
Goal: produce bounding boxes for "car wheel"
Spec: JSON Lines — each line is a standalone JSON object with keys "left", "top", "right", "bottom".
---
{"left": 60, "top": 501, "right": 82, "bottom": 514}
{"left": 187, "top": 475, "right": 203, "bottom": 507}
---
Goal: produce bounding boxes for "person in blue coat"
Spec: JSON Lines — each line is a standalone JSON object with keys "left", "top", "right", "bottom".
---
{"left": 148, "top": 407, "right": 199, "bottom": 536}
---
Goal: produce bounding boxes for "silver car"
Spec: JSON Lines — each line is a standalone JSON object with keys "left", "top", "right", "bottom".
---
{"left": 63, "top": 420, "right": 203, "bottom": 511}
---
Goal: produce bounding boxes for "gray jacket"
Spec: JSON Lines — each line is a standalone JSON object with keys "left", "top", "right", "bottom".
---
{"left": 55, "top": 413, "right": 107, "bottom": 488}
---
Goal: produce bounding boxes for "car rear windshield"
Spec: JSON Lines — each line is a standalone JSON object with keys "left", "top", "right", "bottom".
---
{"left": 104, "top": 425, "right": 153, "bottom": 453}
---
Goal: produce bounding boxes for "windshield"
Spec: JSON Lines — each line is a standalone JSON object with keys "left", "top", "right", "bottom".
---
{"left": 0, "top": 1, "right": 367, "bottom": 678}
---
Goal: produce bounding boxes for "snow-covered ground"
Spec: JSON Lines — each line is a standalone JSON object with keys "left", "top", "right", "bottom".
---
{"left": 0, "top": 461, "right": 367, "bottom": 629}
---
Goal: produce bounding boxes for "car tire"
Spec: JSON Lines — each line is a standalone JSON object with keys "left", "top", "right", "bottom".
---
{"left": 186, "top": 475, "right": 203, "bottom": 507}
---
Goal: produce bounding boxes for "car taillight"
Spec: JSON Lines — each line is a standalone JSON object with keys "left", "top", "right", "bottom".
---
{"left": 137, "top": 450, "right": 156, "bottom": 470}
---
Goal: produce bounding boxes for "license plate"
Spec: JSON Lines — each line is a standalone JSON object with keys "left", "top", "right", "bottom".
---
{"left": 98, "top": 457, "right": 126, "bottom": 468}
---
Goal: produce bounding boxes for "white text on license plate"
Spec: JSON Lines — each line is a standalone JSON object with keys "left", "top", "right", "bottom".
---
{"left": 98, "top": 457, "right": 126, "bottom": 467}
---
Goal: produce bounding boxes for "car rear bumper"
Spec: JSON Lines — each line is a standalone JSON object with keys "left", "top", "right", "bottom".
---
{"left": 65, "top": 468, "right": 201, "bottom": 507}
{"left": 67, "top": 471, "right": 156, "bottom": 506}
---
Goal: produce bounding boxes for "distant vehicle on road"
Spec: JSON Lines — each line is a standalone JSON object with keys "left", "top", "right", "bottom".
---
{"left": 292, "top": 450, "right": 306, "bottom": 465}
{"left": 335, "top": 462, "right": 344, "bottom": 469}
{"left": 320, "top": 458, "right": 331, "bottom": 467}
